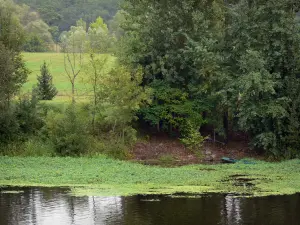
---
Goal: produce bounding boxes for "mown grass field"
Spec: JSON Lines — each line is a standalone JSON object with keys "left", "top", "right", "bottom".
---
{"left": 22, "top": 52, "right": 115, "bottom": 102}
{"left": 1, "top": 156, "right": 300, "bottom": 197}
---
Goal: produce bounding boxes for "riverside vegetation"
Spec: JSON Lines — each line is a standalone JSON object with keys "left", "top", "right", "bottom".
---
{"left": 1, "top": 0, "right": 300, "bottom": 197}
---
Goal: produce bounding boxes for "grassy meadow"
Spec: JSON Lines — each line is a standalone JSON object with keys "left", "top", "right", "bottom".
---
{"left": 21, "top": 52, "right": 115, "bottom": 102}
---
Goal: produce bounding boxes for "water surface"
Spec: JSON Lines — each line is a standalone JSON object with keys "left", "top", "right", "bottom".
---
{"left": 1, "top": 187, "right": 300, "bottom": 225}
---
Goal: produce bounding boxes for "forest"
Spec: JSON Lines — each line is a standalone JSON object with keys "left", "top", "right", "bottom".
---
{"left": 1, "top": 0, "right": 300, "bottom": 163}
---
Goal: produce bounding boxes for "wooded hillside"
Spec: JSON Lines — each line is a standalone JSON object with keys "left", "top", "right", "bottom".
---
{"left": 14, "top": 0, "right": 122, "bottom": 32}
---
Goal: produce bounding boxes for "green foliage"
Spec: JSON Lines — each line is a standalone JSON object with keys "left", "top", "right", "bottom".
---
{"left": 60, "top": 19, "right": 87, "bottom": 103}
{"left": 108, "top": 10, "right": 125, "bottom": 39}
{"left": 15, "top": 94, "right": 43, "bottom": 135}
{"left": 119, "top": 0, "right": 300, "bottom": 158}
{"left": 88, "top": 17, "right": 114, "bottom": 53}
{"left": 14, "top": 0, "right": 122, "bottom": 32}
{"left": 0, "top": 94, "right": 42, "bottom": 144}
{"left": 158, "top": 154, "right": 176, "bottom": 167}
{"left": 44, "top": 105, "right": 90, "bottom": 156}
{"left": 35, "top": 61, "right": 58, "bottom": 100}
{"left": 222, "top": 0, "right": 300, "bottom": 157}
{"left": 22, "top": 138, "right": 56, "bottom": 156}
{"left": 180, "top": 121, "right": 206, "bottom": 155}
{"left": 96, "top": 65, "right": 151, "bottom": 145}
{"left": 23, "top": 34, "right": 49, "bottom": 52}
{"left": 138, "top": 80, "right": 205, "bottom": 137}
{"left": 120, "top": 0, "right": 224, "bottom": 85}
{"left": 0, "top": 109, "right": 20, "bottom": 143}
{"left": 0, "top": 0, "right": 25, "bottom": 51}
{"left": 0, "top": 0, "right": 31, "bottom": 147}
{"left": 88, "top": 137, "right": 132, "bottom": 160}
{"left": 0, "top": 1, "right": 29, "bottom": 109}
{"left": 120, "top": 0, "right": 223, "bottom": 145}
{"left": 1, "top": 1, "right": 55, "bottom": 51}
{"left": 3, "top": 0, "right": 300, "bottom": 161}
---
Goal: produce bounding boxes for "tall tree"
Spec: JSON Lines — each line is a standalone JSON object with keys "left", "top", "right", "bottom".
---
{"left": 0, "top": 0, "right": 29, "bottom": 109}
{"left": 85, "top": 17, "right": 112, "bottom": 133}
{"left": 120, "top": 0, "right": 225, "bottom": 139}
{"left": 60, "top": 19, "right": 87, "bottom": 103}
{"left": 222, "top": 0, "right": 300, "bottom": 156}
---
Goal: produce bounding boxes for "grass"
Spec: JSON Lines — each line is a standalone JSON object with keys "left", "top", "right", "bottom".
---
{"left": 21, "top": 52, "right": 115, "bottom": 102}
{"left": 1, "top": 156, "right": 300, "bottom": 197}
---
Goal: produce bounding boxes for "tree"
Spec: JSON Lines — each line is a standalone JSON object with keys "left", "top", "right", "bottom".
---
{"left": 0, "top": 0, "right": 29, "bottom": 109}
{"left": 88, "top": 16, "right": 112, "bottom": 53}
{"left": 97, "top": 65, "right": 151, "bottom": 143}
{"left": 120, "top": 0, "right": 225, "bottom": 141}
{"left": 60, "top": 19, "right": 87, "bottom": 103}
{"left": 84, "top": 17, "right": 114, "bottom": 132}
{"left": 84, "top": 54, "right": 109, "bottom": 134}
{"left": 35, "top": 61, "right": 57, "bottom": 100}
{"left": 222, "top": 0, "right": 300, "bottom": 157}
{"left": 12, "top": 3, "right": 55, "bottom": 52}
{"left": 23, "top": 34, "right": 48, "bottom": 52}
{"left": 14, "top": 0, "right": 122, "bottom": 32}
{"left": 0, "top": 0, "right": 30, "bottom": 143}
{"left": 108, "top": 10, "right": 125, "bottom": 39}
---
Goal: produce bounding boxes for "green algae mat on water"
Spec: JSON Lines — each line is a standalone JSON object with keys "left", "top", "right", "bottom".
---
{"left": 1, "top": 156, "right": 300, "bottom": 197}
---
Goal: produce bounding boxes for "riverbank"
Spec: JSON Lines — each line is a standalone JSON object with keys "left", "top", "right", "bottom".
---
{"left": 1, "top": 156, "right": 300, "bottom": 197}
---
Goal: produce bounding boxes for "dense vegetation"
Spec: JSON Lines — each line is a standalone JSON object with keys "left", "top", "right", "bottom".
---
{"left": 14, "top": 0, "right": 122, "bottom": 32}
{"left": 1, "top": 0, "right": 123, "bottom": 51}
{"left": 119, "top": 0, "right": 300, "bottom": 158}
{"left": 1, "top": 0, "right": 300, "bottom": 162}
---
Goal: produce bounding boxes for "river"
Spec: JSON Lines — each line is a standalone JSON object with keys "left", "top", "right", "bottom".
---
{"left": 1, "top": 187, "right": 300, "bottom": 225}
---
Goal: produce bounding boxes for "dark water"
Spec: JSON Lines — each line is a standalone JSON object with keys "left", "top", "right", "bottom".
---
{"left": 1, "top": 187, "right": 300, "bottom": 225}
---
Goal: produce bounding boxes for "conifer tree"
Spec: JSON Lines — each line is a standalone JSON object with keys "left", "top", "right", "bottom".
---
{"left": 35, "top": 62, "right": 57, "bottom": 100}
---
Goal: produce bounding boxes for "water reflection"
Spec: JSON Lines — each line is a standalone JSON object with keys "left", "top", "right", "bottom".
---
{"left": 0, "top": 187, "right": 300, "bottom": 225}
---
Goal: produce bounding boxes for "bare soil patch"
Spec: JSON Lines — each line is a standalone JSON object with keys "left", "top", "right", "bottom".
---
{"left": 131, "top": 134, "right": 261, "bottom": 166}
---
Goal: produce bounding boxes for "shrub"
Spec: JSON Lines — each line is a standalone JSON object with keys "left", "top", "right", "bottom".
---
{"left": 0, "top": 94, "right": 42, "bottom": 145}
{"left": 23, "top": 138, "right": 56, "bottom": 157}
{"left": 180, "top": 121, "right": 206, "bottom": 157}
{"left": 15, "top": 94, "right": 44, "bottom": 135}
{"left": 158, "top": 154, "right": 176, "bottom": 166}
{"left": 0, "top": 109, "right": 20, "bottom": 143}
{"left": 44, "top": 105, "right": 91, "bottom": 156}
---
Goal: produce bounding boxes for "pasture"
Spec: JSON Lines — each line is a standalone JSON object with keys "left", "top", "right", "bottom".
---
{"left": 22, "top": 52, "right": 115, "bottom": 102}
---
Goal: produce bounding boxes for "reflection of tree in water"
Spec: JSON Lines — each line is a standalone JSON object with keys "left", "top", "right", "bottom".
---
{"left": 91, "top": 196, "right": 123, "bottom": 225}
{"left": 0, "top": 188, "right": 123, "bottom": 225}
{"left": 221, "top": 195, "right": 242, "bottom": 225}
{"left": 0, "top": 188, "right": 31, "bottom": 224}
{"left": 1, "top": 188, "right": 300, "bottom": 225}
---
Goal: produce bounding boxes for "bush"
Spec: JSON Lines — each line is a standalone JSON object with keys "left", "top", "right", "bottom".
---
{"left": 180, "top": 121, "right": 206, "bottom": 157}
{"left": 0, "top": 109, "right": 20, "bottom": 143}
{"left": 15, "top": 94, "right": 44, "bottom": 135}
{"left": 44, "top": 105, "right": 91, "bottom": 156}
{"left": 0, "top": 94, "right": 42, "bottom": 144}
{"left": 22, "top": 138, "right": 56, "bottom": 157}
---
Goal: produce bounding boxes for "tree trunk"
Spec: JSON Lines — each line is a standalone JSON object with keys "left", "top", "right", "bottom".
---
{"left": 71, "top": 81, "right": 75, "bottom": 104}
{"left": 223, "top": 110, "right": 229, "bottom": 144}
